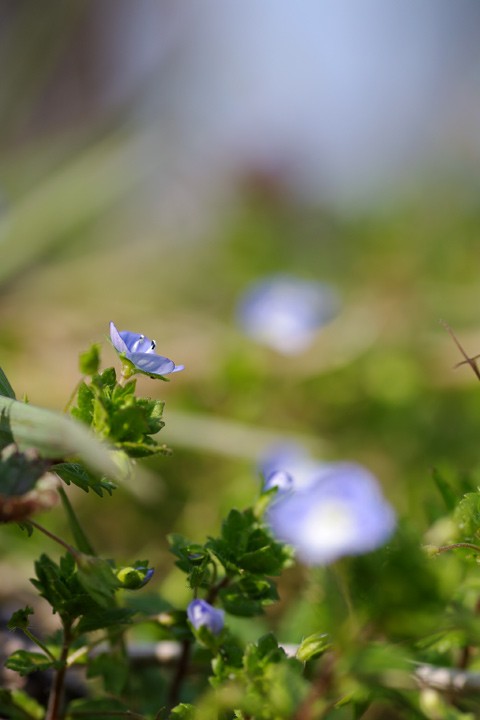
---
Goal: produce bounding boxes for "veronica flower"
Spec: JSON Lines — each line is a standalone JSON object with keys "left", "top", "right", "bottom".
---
{"left": 267, "top": 462, "right": 396, "bottom": 565}
{"left": 260, "top": 442, "right": 333, "bottom": 494}
{"left": 187, "top": 599, "right": 225, "bottom": 635}
{"left": 110, "top": 321, "right": 184, "bottom": 379}
{"left": 237, "top": 275, "right": 338, "bottom": 355}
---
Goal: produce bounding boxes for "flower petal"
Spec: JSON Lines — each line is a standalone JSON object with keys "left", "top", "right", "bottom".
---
{"left": 109, "top": 321, "right": 129, "bottom": 354}
{"left": 187, "top": 599, "right": 225, "bottom": 634}
{"left": 127, "top": 352, "right": 176, "bottom": 376}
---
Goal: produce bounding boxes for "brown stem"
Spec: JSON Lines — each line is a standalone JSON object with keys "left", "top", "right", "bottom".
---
{"left": 167, "top": 638, "right": 191, "bottom": 709}
{"left": 70, "top": 713, "right": 144, "bottom": 719}
{"left": 46, "top": 622, "right": 72, "bottom": 720}
{"left": 29, "top": 520, "right": 80, "bottom": 559}
{"left": 167, "top": 575, "right": 231, "bottom": 708}
{"left": 206, "top": 575, "right": 230, "bottom": 605}
{"left": 434, "top": 542, "right": 480, "bottom": 555}
{"left": 441, "top": 321, "right": 480, "bottom": 381}
{"left": 293, "top": 652, "right": 337, "bottom": 720}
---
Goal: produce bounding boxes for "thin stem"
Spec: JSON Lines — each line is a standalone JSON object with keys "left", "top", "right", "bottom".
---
{"left": 434, "top": 542, "right": 480, "bottom": 555}
{"left": 168, "top": 575, "right": 231, "bottom": 708}
{"left": 29, "top": 520, "right": 80, "bottom": 559}
{"left": 167, "top": 638, "right": 191, "bottom": 709}
{"left": 46, "top": 621, "right": 73, "bottom": 720}
{"left": 23, "top": 627, "right": 57, "bottom": 663}
{"left": 63, "top": 378, "right": 83, "bottom": 413}
{"left": 441, "top": 320, "right": 480, "bottom": 381}
{"left": 70, "top": 712, "right": 145, "bottom": 719}
{"left": 206, "top": 575, "right": 230, "bottom": 605}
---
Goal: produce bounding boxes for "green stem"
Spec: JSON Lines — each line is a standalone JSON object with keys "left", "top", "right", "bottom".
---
{"left": 23, "top": 627, "right": 57, "bottom": 663}
{"left": 63, "top": 377, "right": 83, "bottom": 413}
{"left": 434, "top": 542, "right": 480, "bottom": 555}
{"left": 58, "top": 485, "right": 96, "bottom": 555}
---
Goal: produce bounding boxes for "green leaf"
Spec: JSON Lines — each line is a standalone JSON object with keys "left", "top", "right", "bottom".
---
{"left": 220, "top": 577, "right": 279, "bottom": 616}
{"left": 5, "top": 650, "right": 58, "bottom": 676}
{"left": 87, "top": 651, "right": 128, "bottom": 695}
{"left": 67, "top": 698, "right": 130, "bottom": 720}
{"left": 243, "top": 633, "right": 285, "bottom": 675}
{"left": 79, "top": 344, "right": 101, "bottom": 376}
{"left": 168, "top": 534, "right": 213, "bottom": 589}
{"left": 296, "top": 633, "right": 331, "bottom": 662}
{"left": 169, "top": 703, "right": 196, "bottom": 719}
{"left": 76, "top": 556, "right": 120, "bottom": 607}
{"left": 454, "top": 492, "right": 480, "bottom": 540}
{"left": 7, "top": 606, "right": 34, "bottom": 632}
{"left": 30, "top": 553, "right": 100, "bottom": 622}
{"left": 76, "top": 606, "right": 134, "bottom": 634}
{"left": 0, "top": 367, "right": 16, "bottom": 399}
{"left": 0, "top": 689, "right": 45, "bottom": 720}
{"left": 57, "top": 485, "right": 96, "bottom": 555}
{"left": 70, "top": 382, "right": 94, "bottom": 425}
{"left": 431, "top": 467, "right": 457, "bottom": 512}
{"left": 53, "top": 462, "right": 116, "bottom": 497}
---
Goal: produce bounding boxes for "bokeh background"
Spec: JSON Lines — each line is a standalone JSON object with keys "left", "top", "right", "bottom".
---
{"left": 2, "top": 0, "right": 480, "bottom": 631}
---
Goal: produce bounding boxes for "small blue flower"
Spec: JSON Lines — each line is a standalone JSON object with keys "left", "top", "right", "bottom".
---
{"left": 237, "top": 275, "right": 339, "bottom": 355}
{"left": 187, "top": 599, "right": 225, "bottom": 635}
{"left": 267, "top": 462, "right": 396, "bottom": 565}
{"left": 260, "top": 442, "right": 333, "bottom": 493}
{"left": 110, "top": 322, "right": 184, "bottom": 379}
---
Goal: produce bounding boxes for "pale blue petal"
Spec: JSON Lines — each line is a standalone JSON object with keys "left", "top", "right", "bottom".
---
{"left": 109, "top": 321, "right": 129, "bottom": 354}
{"left": 127, "top": 352, "right": 176, "bottom": 376}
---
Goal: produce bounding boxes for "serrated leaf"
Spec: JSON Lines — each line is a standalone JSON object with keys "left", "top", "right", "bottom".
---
{"left": 7, "top": 606, "right": 34, "bottom": 631}
{"left": 53, "top": 462, "right": 115, "bottom": 497}
{"left": 220, "top": 577, "right": 279, "bottom": 616}
{"left": 5, "top": 650, "right": 57, "bottom": 676}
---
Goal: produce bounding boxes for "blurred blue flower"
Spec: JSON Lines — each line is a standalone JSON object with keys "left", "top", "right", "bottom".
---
{"left": 237, "top": 275, "right": 338, "bottom": 354}
{"left": 260, "top": 442, "right": 333, "bottom": 493}
{"left": 267, "top": 462, "right": 396, "bottom": 565}
{"left": 110, "top": 321, "right": 184, "bottom": 378}
{"left": 187, "top": 599, "right": 225, "bottom": 635}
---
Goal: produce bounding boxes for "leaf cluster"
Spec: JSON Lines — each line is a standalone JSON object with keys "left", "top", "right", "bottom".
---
{"left": 170, "top": 508, "right": 291, "bottom": 620}
{"left": 71, "top": 367, "right": 167, "bottom": 457}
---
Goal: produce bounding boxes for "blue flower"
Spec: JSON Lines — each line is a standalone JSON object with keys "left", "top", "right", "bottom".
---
{"left": 110, "top": 322, "right": 184, "bottom": 379}
{"left": 237, "top": 275, "right": 339, "bottom": 355}
{"left": 266, "top": 462, "right": 396, "bottom": 565}
{"left": 260, "top": 442, "right": 333, "bottom": 494}
{"left": 187, "top": 599, "right": 225, "bottom": 635}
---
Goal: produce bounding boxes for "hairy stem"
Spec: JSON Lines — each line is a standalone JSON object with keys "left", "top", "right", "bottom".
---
{"left": 46, "top": 621, "right": 73, "bottom": 720}
{"left": 29, "top": 519, "right": 80, "bottom": 559}
{"left": 434, "top": 542, "right": 480, "bottom": 555}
